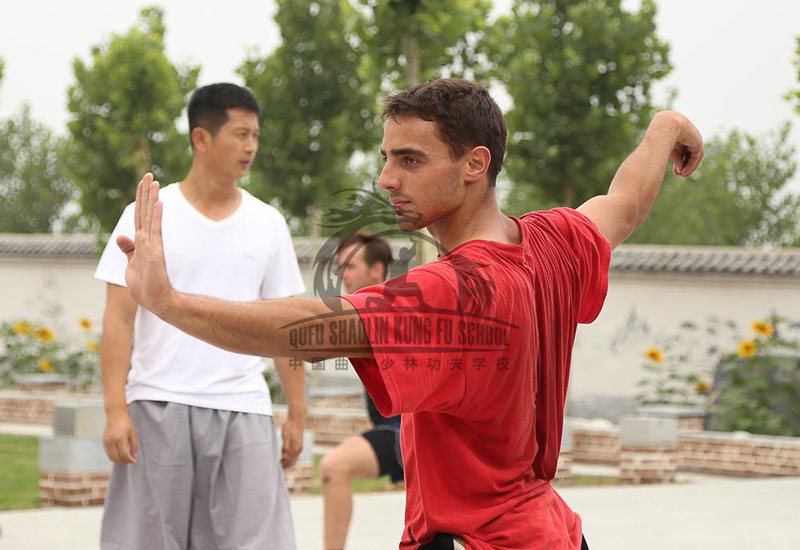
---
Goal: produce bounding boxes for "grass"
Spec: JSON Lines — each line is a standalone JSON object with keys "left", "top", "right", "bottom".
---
{"left": 0, "top": 434, "right": 40, "bottom": 510}
{"left": 567, "top": 475, "right": 620, "bottom": 487}
{"left": 0, "top": 436, "right": 621, "bottom": 510}
{"left": 308, "top": 454, "right": 403, "bottom": 496}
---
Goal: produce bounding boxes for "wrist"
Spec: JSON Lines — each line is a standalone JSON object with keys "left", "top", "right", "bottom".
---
{"left": 287, "top": 403, "right": 308, "bottom": 421}
{"left": 649, "top": 110, "right": 684, "bottom": 140}
{"left": 105, "top": 402, "right": 128, "bottom": 417}
{"left": 159, "top": 289, "right": 183, "bottom": 323}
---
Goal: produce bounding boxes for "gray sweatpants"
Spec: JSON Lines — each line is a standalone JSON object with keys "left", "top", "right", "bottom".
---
{"left": 100, "top": 401, "right": 295, "bottom": 550}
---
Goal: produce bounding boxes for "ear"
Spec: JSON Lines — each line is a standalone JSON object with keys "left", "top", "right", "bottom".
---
{"left": 370, "top": 261, "right": 386, "bottom": 281}
{"left": 191, "top": 127, "right": 211, "bottom": 153}
{"left": 464, "top": 146, "right": 491, "bottom": 183}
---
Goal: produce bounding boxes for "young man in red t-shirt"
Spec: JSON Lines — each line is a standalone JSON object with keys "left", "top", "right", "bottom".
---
{"left": 117, "top": 79, "right": 703, "bottom": 549}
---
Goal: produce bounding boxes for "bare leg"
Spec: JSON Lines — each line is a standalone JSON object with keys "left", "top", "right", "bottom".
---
{"left": 321, "top": 435, "right": 380, "bottom": 550}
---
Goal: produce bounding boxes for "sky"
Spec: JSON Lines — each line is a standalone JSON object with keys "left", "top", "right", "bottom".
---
{"left": 0, "top": 0, "right": 799, "bottom": 186}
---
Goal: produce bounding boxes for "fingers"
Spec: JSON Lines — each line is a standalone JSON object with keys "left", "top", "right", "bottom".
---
{"left": 682, "top": 145, "right": 704, "bottom": 177}
{"left": 116, "top": 436, "right": 134, "bottom": 464}
{"left": 669, "top": 145, "right": 686, "bottom": 175}
{"left": 135, "top": 173, "right": 153, "bottom": 233}
{"left": 152, "top": 200, "right": 164, "bottom": 247}
{"left": 103, "top": 438, "right": 119, "bottom": 463}
{"left": 130, "top": 428, "right": 139, "bottom": 463}
{"left": 145, "top": 180, "right": 159, "bottom": 235}
{"left": 116, "top": 235, "right": 135, "bottom": 258}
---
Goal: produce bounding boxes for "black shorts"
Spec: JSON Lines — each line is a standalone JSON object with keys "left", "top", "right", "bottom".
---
{"left": 419, "top": 533, "right": 589, "bottom": 549}
{"left": 362, "top": 426, "right": 404, "bottom": 483}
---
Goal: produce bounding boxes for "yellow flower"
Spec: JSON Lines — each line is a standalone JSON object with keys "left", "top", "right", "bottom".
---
{"left": 694, "top": 381, "right": 711, "bottom": 394}
{"left": 78, "top": 318, "right": 93, "bottom": 330}
{"left": 35, "top": 327, "right": 55, "bottom": 342}
{"left": 749, "top": 321, "right": 773, "bottom": 337}
{"left": 39, "top": 359, "right": 53, "bottom": 373}
{"left": 85, "top": 341, "right": 100, "bottom": 352}
{"left": 12, "top": 321, "right": 32, "bottom": 335}
{"left": 643, "top": 346, "right": 664, "bottom": 363}
{"left": 738, "top": 339, "right": 757, "bottom": 358}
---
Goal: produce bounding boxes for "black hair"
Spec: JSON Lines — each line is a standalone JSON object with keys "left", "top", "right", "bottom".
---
{"left": 336, "top": 232, "right": 393, "bottom": 280}
{"left": 187, "top": 83, "right": 260, "bottom": 147}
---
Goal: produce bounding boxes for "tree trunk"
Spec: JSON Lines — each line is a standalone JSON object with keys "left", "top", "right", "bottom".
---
{"left": 310, "top": 199, "right": 321, "bottom": 243}
{"left": 402, "top": 33, "right": 420, "bottom": 86}
{"left": 564, "top": 180, "right": 576, "bottom": 208}
{"left": 135, "top": 133, "right": 151, "bottom": 177}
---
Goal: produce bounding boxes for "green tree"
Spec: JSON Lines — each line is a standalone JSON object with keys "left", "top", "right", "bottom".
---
{"left": 630, "top": 124, "right": 800, "bottom": 247}
{"left": 240, "top": 0, "right": 376, "bottom": 234}
{"left": 359, "top": 0, "right": 492, "bottom": 89}
{"left": 788, "top": 36, "right": 800, "bottom": 115}
{"left": 0, "top": 107, "right": 75, "bottom": 233}
{"left": 492, "top": 0, "right": 671, "bottom": 210}
{"left": 62, "top": 7, "right": 199, "bottom": 233}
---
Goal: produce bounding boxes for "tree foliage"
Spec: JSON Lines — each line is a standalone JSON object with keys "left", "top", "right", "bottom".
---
{"left": 62, "top": 7, "right": 198, "bottom": 233}
{"left": 240, "top": 0, "right": 377, "bottom": 234}
{"left": 0, "top": 106, "right": 74, "bottom": 233}
{"left": 358, "top": 0, "right": 492, "bottom": 89}
{"left": 492, "top": 0, "right": 671, "bottom": 210}
{"left": 630, "top": 124, "right": 800, "bottom": 247}
{"left": 788, "top": 36, "right": 800, "bottom": 115}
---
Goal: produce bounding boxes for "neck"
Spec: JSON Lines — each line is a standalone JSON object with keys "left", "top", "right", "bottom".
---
{"left": 428, "top": 188, "right": 520, "bottom": 254}
{"left": 180, "top": 161, "right": 241, "bottom": 205}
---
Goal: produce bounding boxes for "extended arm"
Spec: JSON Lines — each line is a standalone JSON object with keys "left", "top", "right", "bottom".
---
{"left": 577, "top": 111, "right": 704, "bottom": 249}
{"left": 117, "top": 175, "right": 372, "bottom": 360}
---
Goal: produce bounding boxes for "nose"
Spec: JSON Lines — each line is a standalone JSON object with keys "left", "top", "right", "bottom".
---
{"left": 246, "top": 135, "right": 258, "bottom": 154}
{"left": 378, "top": 162, "right": 400, "bottom": 192}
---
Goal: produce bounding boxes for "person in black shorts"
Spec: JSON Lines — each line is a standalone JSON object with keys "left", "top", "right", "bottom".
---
{"left": 320, "top": 232, "right": 402, "bottom": 550}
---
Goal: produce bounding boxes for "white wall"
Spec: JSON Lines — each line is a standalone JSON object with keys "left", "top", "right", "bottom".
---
{"left": 3, "top": 255, "right": 798, "bottom": 405}
{"left": 571, "top": 273, "right": 800, "bottom": 402}
{"left": 0, "top": 258, "right": 107, "bottom": 334}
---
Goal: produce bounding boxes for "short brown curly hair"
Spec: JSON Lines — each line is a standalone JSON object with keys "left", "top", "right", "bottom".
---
{"left": 382, "top": 79, "right": 507, "bottom": 186}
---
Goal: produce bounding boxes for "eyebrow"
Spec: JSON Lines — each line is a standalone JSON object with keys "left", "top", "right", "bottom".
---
{"left": 380, "top": 147, "right": 429, "bottom": 158}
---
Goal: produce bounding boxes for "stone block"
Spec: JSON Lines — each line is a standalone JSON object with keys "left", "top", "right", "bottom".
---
{"left": 52, "top": 399, "right": 106, "bottom": 438}
{"left": 620, "top": 416, "right": 678, "bottom": 448}
{"left": 39, "top": 436, "right": 110, "bottom": 474}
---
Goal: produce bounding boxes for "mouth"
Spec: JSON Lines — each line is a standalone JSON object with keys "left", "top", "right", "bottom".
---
{"left": 390, "top": 199, "right": 411, "bottom": 211}
{"left": 239, "top": 159, "right": 252, "bottom": 169}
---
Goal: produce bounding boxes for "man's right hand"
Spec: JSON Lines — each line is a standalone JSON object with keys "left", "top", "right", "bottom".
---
{"left": 103, "top": 408, "right": 138, "bottom": 464}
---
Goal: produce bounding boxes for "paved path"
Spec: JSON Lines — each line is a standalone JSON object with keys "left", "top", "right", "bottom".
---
{"left": 1, "top": 477, "right": 799, "bottom": 549}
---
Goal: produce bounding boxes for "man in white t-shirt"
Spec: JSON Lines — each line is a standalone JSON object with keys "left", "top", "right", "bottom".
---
{"left": 95, "top": 83, "right": 307, "bottom": 550}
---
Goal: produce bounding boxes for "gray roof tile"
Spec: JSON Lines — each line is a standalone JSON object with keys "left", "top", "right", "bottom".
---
{"left": 2, "top": 234, "right": 800, "bottom": 277}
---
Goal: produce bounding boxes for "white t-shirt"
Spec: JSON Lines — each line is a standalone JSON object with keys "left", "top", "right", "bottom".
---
{"left": 95, "top": 183, "right": 305, "bottom": 415}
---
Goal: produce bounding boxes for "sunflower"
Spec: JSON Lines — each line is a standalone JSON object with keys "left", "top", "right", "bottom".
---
{"left": 749, "top": 321, "right": 773, "bottom": 337}
{"left": 12, "top": 321, "right": 32, "bottom": 335}
{"left": 643, "top": 346, "right": 664, "bottom": 363}
{"left": 39, "top": 359, "right": 53, "bottom": 373}
{"left": 694, "top": 381, "right": 711, "bottom": 394}
{"left": 85, "top": 341, "right": 100, "bottom": 352}
{"left": 78, "top": 318, "right": 93, "bottom": 330}
{"left": 35, "top": 327, "right": 55, "bottom": 342}
{"left": 738, "top": 340, "right": 757, "bottom": 358}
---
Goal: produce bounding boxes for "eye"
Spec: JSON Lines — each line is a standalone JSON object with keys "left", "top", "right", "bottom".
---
{"left": 404, "top": 157, "right": 418, "bottom": 166}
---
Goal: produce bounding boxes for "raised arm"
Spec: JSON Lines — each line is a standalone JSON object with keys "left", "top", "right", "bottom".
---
{"left": 117, "top": 174, "right": 372, "bottom": 361}
{"left": 577, "top": 110, "right": 704, "bottom": 249}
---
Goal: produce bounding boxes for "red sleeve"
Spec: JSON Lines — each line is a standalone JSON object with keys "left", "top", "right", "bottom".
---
{"left": 341, "top": 264, "right": 466, "bottom": 418}
{"left": 522, "top": 208, "right": 611, "bottom": 323}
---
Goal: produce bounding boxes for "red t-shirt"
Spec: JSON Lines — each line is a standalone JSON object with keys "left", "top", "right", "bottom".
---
{"left": 343, "top": 208, "right": 611, "bottom": 550}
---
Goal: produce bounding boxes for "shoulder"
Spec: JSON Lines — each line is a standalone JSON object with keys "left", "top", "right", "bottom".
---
{"left": 520, "top": 207, "right": 603, "bottom": 239}
{"left": 240, "top": 189, "right": 289, "bottom": 226}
